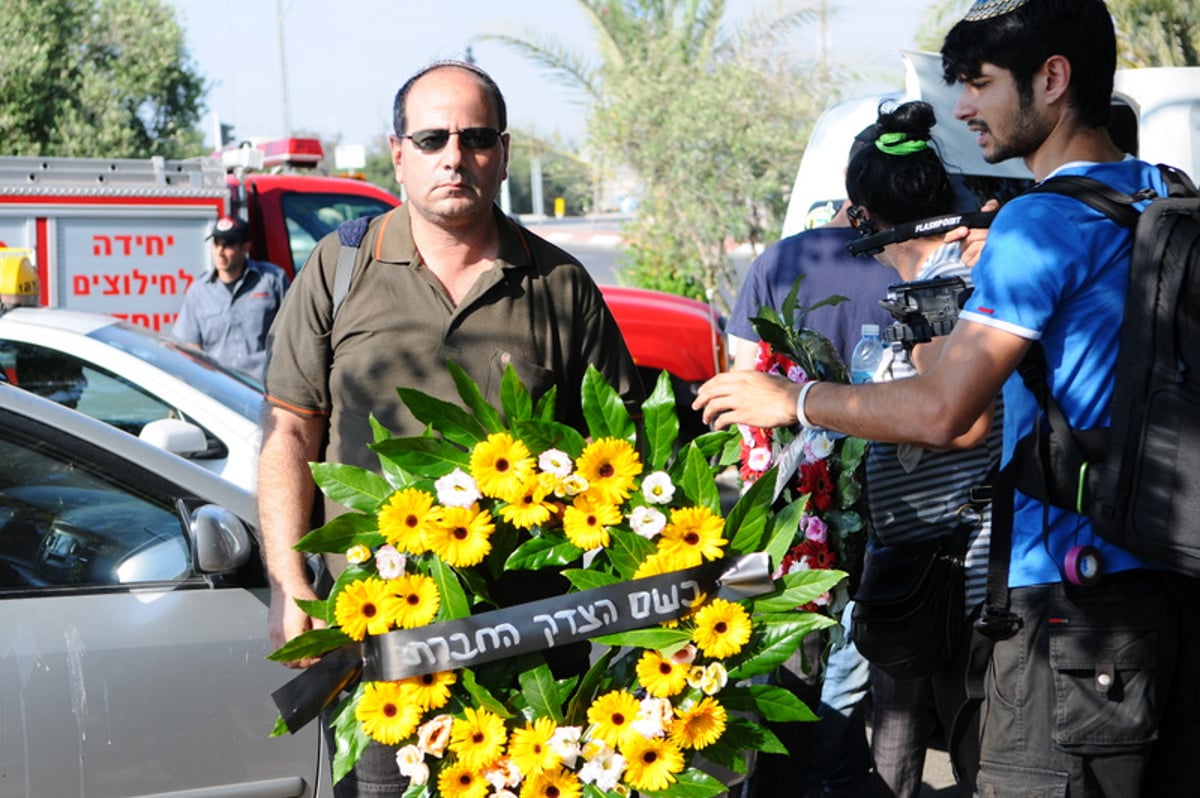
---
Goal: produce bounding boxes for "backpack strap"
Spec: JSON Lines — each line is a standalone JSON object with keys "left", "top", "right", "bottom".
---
{"left": 1025, "top": 174, "right": 1146, "bottom": 229}
{"left": 331, "top": 215, "right": 375, "bottom": 321}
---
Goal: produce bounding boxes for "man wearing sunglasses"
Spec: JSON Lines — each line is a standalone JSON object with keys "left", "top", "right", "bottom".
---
{"left": 259, "top": 60, "right": 642, "bottom": 797}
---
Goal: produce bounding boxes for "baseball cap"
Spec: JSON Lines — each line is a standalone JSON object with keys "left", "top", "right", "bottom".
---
{"left": 209, "top": 215, "right": 251, "bottom": 244}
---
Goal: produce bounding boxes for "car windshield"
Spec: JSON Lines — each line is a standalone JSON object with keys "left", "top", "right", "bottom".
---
{"left": 281, "top": 191, "right": 395, "bottom": 271}
{"left": 89, "top": 322, "right": 266, "bottom": 422}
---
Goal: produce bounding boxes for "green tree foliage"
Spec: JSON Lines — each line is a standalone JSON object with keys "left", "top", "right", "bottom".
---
{"left": 506, "top": 133, "right": 595, "bottom": 217}
{"left": 917, "top": 0, "right": 1197, "bottom": 67}
{"left": 0, "top": 0, "right": 206, "bottom": 158}
{"left": 482, "top": 0, "right": 835, "bottom": 305}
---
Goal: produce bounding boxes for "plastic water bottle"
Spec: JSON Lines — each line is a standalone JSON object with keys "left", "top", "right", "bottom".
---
{"left": 850, "top": 324, "right": 884, "bottom": 384}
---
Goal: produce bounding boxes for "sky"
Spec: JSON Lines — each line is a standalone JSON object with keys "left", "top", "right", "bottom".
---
{"left": 168, "top": 0, "right": 939, "bottom": 154}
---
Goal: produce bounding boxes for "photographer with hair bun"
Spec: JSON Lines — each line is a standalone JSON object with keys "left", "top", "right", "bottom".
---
{"left": 842, "top": 99, "right": 1001, "bottom": 798}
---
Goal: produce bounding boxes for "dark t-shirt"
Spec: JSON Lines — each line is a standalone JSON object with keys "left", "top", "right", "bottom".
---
{"left": 729, "top": 226, "right": 895, "bottom": 365}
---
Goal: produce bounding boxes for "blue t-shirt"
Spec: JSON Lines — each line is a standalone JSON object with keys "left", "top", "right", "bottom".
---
{"left": 959, "top": 158, "right": 1168, "bottom": 587}
{"left": 729, "top": 226, "right": 894, "bottom": 365}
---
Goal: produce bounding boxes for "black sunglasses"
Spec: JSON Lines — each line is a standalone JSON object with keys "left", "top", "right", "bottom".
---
{"left": 398, "top": 127, "right": 503, "bottom": 152}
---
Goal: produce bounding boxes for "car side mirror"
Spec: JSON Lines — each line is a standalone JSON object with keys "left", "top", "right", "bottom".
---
{"left": 190, "top": 504, "right": 253, "bottom": 574}
{"left": 140, "top": 417, "right": 209, "bottom": 456}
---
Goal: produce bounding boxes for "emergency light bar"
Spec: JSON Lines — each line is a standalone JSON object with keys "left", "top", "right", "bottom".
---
{"left": 259, "top": 138, "right": 325, "bottom": 169}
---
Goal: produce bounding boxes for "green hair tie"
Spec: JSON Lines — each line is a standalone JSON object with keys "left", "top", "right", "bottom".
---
{"left": 876, "top": 131, "right": 929, "bottom": 156}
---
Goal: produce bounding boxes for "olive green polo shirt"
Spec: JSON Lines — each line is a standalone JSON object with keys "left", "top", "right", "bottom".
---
{"left": 264, "top": 204, "right": 643, "bottom": 470}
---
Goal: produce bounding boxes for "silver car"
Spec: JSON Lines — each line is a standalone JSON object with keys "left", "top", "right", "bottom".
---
{"left": 0, "top": 383, "right": 327, "bottom": 797}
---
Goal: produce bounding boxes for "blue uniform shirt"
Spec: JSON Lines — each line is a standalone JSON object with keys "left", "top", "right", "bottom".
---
{"left": 171, "top": 258, "right": 290, "bottom": 382}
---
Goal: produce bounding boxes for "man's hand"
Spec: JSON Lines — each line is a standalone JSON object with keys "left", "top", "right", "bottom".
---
{"left": 269, "top": 581, "right": 326, "bottom": 669}
{"left": 692, "top": 371, "right": 802, "bottom": 430}
{"left": 945, "top": 198, "right": 1001, "bottom": 267}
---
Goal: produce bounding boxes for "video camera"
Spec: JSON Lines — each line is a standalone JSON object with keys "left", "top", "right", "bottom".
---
{"left": 879, "top": 276, "right": 973, "bottom": 345}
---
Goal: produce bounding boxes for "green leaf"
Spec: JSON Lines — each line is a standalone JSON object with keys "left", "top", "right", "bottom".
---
{"left": 642, "top": 370, "right": 680, "bottom": 471}
{"left": 311, "top": 462, "right": 393, "bottom": 513}
{"left": 295, "top": 512, "right": 383, "bottom": 554}
{"left": 429, "top": 556, "right": 471, "bottom": 620}
{"left": 369, "top": 437, "right": 469, "bottom": 477}
{"left": 369, "top": 415, "right": 393, "bottom": 444}
{"left": 725, "top": 466, "right": 776, "bottom": 555}
{"left": 294, "top": 597, "right": 333, "bottom": 625}
{"left": 518, "top": 659, "right": 565, "bottom": 723}
{"left": 562, "top": 568, "right": 621, "bottom": 591}
{"left": 751, "top": 569, "right": 847, "bottom": 613}
{"left": 591, "top": 627, "right": 692, "bottom": 649}
{"left": 270, "top": 715, "right": 289, "bottom": 737}
{"left": 267, "top": 628, "right": 353, "bottom": 662}
{"left": 719, "top": 683, "right": 819, "bottom": 723}
{"left": 331, "top": 687, "right": 372, "bottom": 784}
{"left": 500, "top": 364, "right": 534, "bottom": 423}
{"left": 581, "top": 364, "right": 635, "bottom": 443}
{"left": 725, "top": 714, "right": 790, "bottom": 754}
{"left": 606, "top": 527, "right": 657, "bottom": 580}
{"left": 401, "top": 781, "right": 430, "bottom": 798}
{"left": 533, "top": 384, "right": 558, "bottom": 422}
{"left": 505, "top": 534, "right": 583, "bottom": 571}
{"left": 762, "top": 494, "right": 809, "bottom": 567}
{"left": 513, "top": 418, "right": 587, "bottom": 459}
{"left": 565, "top": 647, "right": 617, "bottom": 725}
{"left": 395, "top": 387, "right": 488, "bottom": 448}
{"left": 689, "top": 428, "right": 741, "bottom": 461}
{"left": 727, "top": 614, "right": 835, "bottom": 681}
{"left": 449, "top": 360, "right": 504, "bottom": 433}
{"left": 639, "top": 766, "right": 728, "bottom": 798}
{"left": 460, "top": 668, "right": 513, "bottom": 717}
{"left": 679, "top": 444, "right": 720, "bottom": 514}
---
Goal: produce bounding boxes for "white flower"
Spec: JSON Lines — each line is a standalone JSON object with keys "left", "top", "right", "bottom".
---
{"left": 556, "top": 473, "right": 590, "bottom": 497}
{"left": 416, "top": 713, "right": 453, "bottom": 758}
{"left": 492, "top": 790, "right": 519, "bottom": 798}
{"left": 375, "top": 544, "right": 406, "bottom": 580}
{"left": 631, "top": 696, "right": 673, "bottom": 738}
{"left": 538, "top": 448, "right": 574, "bottom": 478}
{"left": 737, "top": 423, "right": 755, "bottom": 445}
{"left": 629, "top": 506, "right": 667, "bottom": 539}
{"left": 687, "top": 662, "right": 728, "bottom": 695}
{"left": 395, "top": 745, "right": 429, "bottom": 785}
{"left": 641, "top": 471, "right": 676, "bottom": 505}
{"left": 747, "top": 446, "right": 773, "bottom": 472}
{"left": 482, "top": 756, "right": 522, "bottom": 790}
{"left": 804, "top": 429, "right": 835, "bottom": 460}
{"left": 434, "top": 468, "right": 480, "bottom": 507}
{"left": 669, "top": 643, "right": 698, "bottom": 666}
{"left": 548, "top": 725, "right": 582, "bottom": 769}
{"left": 579, "top": 740, "right": 626, "bottom": 791}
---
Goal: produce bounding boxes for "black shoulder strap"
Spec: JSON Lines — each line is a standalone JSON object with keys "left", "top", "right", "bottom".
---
{"left": 331, "top": 216, "right": 375, "bottom": 321}
{"left": 1025, "top": 174, "right": 1146, "bottom": 229}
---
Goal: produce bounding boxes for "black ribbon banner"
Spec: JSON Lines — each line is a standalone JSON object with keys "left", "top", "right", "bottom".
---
{"left": 272, "top": 553, "right": 774, "bottom": 734}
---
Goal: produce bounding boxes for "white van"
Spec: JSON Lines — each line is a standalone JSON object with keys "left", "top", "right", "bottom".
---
{"left": 781, "top": 51, "right": 1200, "bottom": 238}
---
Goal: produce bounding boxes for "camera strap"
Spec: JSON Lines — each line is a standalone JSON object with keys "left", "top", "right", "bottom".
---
{"left": 847, "top": 210, "right": 997, "bottom": 257}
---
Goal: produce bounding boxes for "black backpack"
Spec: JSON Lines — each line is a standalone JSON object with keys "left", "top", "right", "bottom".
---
{"left": 1012, "top": 165, "right": 1200, "bottom": 576}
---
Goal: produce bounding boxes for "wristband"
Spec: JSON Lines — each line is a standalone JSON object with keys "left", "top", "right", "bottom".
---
{"left": 795, "top": 381, "right": 820, "bottom": 430}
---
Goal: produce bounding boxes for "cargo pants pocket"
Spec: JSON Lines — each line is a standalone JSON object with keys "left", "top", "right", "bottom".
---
{"left": 1048, "top": 617, "right": 1158, "bottom": 754}
{"left": 977, "top": 760, "right": 1068, "bottom": 798}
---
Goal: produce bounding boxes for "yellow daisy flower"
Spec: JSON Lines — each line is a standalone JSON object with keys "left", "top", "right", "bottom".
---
{"left": 635, "top": 650, "right": 689, "bottom": 698}
{"left": 449, "top": 707, "right": 508, "bottom": 772}
{"left": 586, "top": 690, "right": 643, "bottom": 750}
{"left": 389, "top": 572, "right": 440, "bottom": 629}
{"left": 334, "top": 578, "right": 400, "bottom": 641}
{"left": 355, "top": 681, "right": 422, "bottom": 745}
{"left": 498, "top": 476, "right": 557, "bottom": 529}
{"left": 575, "top": 437, "right": 642, "bottom": 505}
{"left": 519, "top": 767, "right": 583, "bottom": 798}
{"left": 658, "top": 506, "right": 727, "bottom": 562}
{"left": 437, "top": 760, "right": 490, "bottom": 798}
{"left": 633, "top": 549, "right": 696, "bottom": 579}
{"left": 562, "top": 495, "right": 622, "bottom": 550}
{"left": 507, "top": 716, "right": 561, "bottom": 778}
{"left": 398, "top": 670, "right": 456, "bottom": 711}
{"left": 470, "top": 432, "right": 536, "bottom": 502}
{"left": 692, "top": 598, "right": 753, "bottom": 659}
{"left": 621, "top": 735, "right": 685, "bottom": 792}
{"left": 669, "top": 697, "right": 728, "bottom": 750}
{"left": 377, "top": 487, "right": 440, "bottom": 554}
{"left": 426, "top": 504, "right": 494, "bottom": 568}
